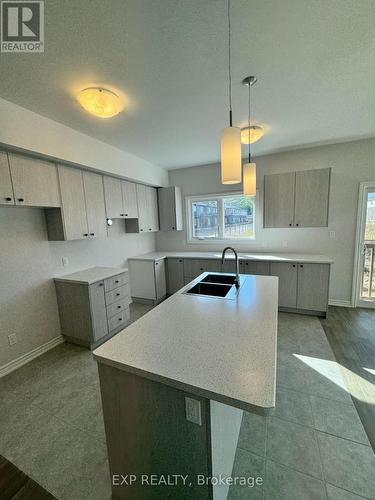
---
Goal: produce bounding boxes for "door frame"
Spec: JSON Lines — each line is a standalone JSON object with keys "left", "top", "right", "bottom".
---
{"left": 352, "top": 181, "right": 375, "bottom": 307}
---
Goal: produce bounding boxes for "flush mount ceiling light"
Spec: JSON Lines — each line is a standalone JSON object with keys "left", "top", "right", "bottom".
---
{"left": 241, "top": 125, "right": 264, "bottom": 145}
{"left": 242, "top": 76, "right": 257, "bottom": 197}
{"left": 77, "top": 87, "right": 122, "bottom": 118}
{"left": 221, "top": 0, "right": 242, "bottom": 185}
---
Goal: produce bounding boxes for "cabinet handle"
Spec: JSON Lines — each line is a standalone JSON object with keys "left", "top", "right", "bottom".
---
{"left": 83, "top": 233, "right": 88, "bottom": 237}
{"left": 125, "top": 213, "right": 128, "bottom": 216}
{"left": 98, "top": 283, "right": 103, "bottom": 286}
{"left": 117, "top": 305, "right": 121, "bottom": 309}
{"left": 149, "top": 228, "right": 152, "bottom": 231}
{"left": 90, "top": 233, "right": 95, "bottom": 236}
{"left": 155, "top": 262, "right": 159, "bottom": 266}
{"left": 172, "top": 226, "right": 175, "bottom": 230}
{"left": 119, "top": 317, "right": 123, "bottom": 321}
{"left": 18, "top": 198, "right": 24, "bottom": 202}
{"left": 116, "top": 293, "right": 120, "bottom": 296}
{"left": 179, "top": 260, "right": 182, "bottom": 263}
{"left": 140, "top": 229, "right": 144, "bottom": 232}
{"left": 5, "top": 197, "right": 12, "bottom": 201}
{"left": 292, "top": 264, "right": 296, "bottom": 268}
{"left": 296, "top": 223, "right": 299, "bottom": 227}
{"left": 121, "top": 213, "right": 125, "bottom": 217}
{"left": 300, "top": 264, "right": 304, "bottom": 268}
{"left": 200, "top": 268, "right": 203, "bottom": 271}
{"left": 289, "top": 223, "right": 292, "bottom": 226}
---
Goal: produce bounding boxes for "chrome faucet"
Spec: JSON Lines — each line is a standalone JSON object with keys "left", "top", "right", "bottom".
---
{"left": 221, "top": 247, "right": 240, "bottom": 288}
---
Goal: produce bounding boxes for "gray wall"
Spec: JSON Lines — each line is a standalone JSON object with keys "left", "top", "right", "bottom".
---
{"left": 0, "top": 207, "right": 155, "bottom": 368}
{"left": 156, "top": 138, "right": 375, "bottom": 304}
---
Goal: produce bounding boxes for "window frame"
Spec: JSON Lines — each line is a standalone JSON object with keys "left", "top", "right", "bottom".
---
{"left": 186, "top": 191, "right": 257, "bottom": 244}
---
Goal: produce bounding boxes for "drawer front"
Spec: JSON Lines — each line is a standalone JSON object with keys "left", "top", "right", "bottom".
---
{"left": 106, "top": 298, "right": 129, "bottom": 318}
{"left": 105, "top": 283, "right": 130, "bottom": 305}
{"left": 108, "top": 306, "right": 130, "bottom": 332}
{"left": 104, "top": 272, "right": 128, "bottom": 292}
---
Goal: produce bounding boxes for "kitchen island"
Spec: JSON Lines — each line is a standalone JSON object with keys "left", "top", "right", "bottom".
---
{"left": 94, "top": 272, "right": 278, "bottom": 499}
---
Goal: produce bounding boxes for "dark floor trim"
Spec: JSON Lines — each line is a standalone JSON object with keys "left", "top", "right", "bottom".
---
{"left": 0, "top": 455, "right": 56, "bottom": 500}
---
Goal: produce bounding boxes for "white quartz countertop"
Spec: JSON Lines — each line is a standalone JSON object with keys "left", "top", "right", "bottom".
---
{"left": 54, "top": 266, "right": 128, "bottom": 285}
{"left": 93, "top": 273, "right": 278, "bottom": 412}
{"left": 128, "top": 251, "right": 333, "bottom": 264}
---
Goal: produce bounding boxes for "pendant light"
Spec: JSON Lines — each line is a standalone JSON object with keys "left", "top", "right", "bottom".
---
{"left": 242, "top": 76, "right": 257, "bottom": 196}
{"left": 221, "top": 0, "right": 242, "bottom": 185}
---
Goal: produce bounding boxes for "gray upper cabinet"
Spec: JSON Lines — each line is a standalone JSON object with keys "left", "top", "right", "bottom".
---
{"left": 7, "top": 153, "right": 60, "bottom": 208}
{"left": 56, "top": 165, "right": 88, "bottom": 240}
{"left": 297, "top": 263, "right": 330, "bottom": 311}
{"left": 264, "top": 172, "right": 295, "bottom": 228}
{"left": 104, "top": 176, "right": 123, "bottom": 219}
{"left": 82, "top": 171, "right": 107, "bottom": 238}
{"left": 46, "top": 165, "right": 107, "bottom": 241}
{"left": 137, "top": 184, "right": 159, "bottom": 232}
{"left": 0, "top": 152, "right": 14, "bottom": 205}
{"left": 264, "top": 168, "right": 331, "bottom": 228}
{"left": 294, "top": 168, "right": 330, "bottom": 227}
{"left": 270, "top": 262, "right": 298, "bottom": 308}
{"left": 158, "top": 186, "right": 183, "bottom": 231}
{"left": 121, "top": 180, "right": 138, "bottom": 218}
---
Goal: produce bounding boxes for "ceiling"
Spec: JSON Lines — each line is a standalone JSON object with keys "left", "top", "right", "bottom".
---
{"left": 0, "top": 0, "right": 374, "bottom": 169}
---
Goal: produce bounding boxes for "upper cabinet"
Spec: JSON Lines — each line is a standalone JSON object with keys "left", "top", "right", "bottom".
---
{"left": 0, "top": 152, "right": 14, "bottom": 205}
{"left": 0, "top": 153, "right": 60, "bottom": 207}
{"left": 294, "top": 168, "right": 331, "bottom": 227}
{"left": 103, "top": 176, "right": 139, "bottom": 219}
{"left": 158, "top": 186, "right": 183, "bottom": 231}
{"left": 137, "top": 184, "right": 159, "bottom": 233}
{"left": 46, "top": 165, "right": 106, "bottom": 241}
{"left": 264, "top": 168, "right": 331, "bottom": 228}
{"left": 263, "top": 172, "right": 295, "bottom": 228}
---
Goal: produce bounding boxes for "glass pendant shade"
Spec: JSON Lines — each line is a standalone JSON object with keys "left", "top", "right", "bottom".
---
{"left": 221, "top": 126, "right": 242, "bottom": 184}
{"left": 243, "top": 162, "right": 256, "bottom": 196}
{"left": 241, "top": 125, "right": 264, "bottom": 144}
{"left": 77, "top": 88, "right": 122, "bottom": 118}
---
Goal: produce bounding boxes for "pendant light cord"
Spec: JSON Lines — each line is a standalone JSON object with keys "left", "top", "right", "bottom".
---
{"left": 248, "top": 81, "right": 251, "bottom": 163}
{"left": 228, "top": 0, "right": 233, "bottom": 126}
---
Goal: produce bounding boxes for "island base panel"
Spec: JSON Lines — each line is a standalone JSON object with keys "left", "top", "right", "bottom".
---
{"left": 98, "top": 363, "right": 213, "bottom": 500}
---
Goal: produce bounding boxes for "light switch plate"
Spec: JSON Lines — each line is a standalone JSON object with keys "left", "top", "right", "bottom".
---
{"left": 185, "top": 397, "right": 202, "bottom": 426}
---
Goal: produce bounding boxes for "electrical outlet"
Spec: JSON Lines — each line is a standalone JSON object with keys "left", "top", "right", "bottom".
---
{"left": 329, "top": 231, "right": 336, "bottom": 239}
{"left": 62, "top": 257, "right": 69, "bottom": 266}
{"left": 185, "top": 397, "right": 202, "bottom": 426}
{"left": 8, "top": 333, "right": 17, "bottom": 346}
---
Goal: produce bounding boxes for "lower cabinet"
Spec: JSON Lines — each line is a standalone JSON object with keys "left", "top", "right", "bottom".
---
{"left": 183, "top": 259, "right": 221, "bottom": 281}
{"left": 55, "top": 270, "right": 130, "bottom": 349}
{"left": 128, "top": 259, "right": 166, "bottom": 304}
{"left": 239, "top": 260, "right": 270, "bottom": 275}
{"left": 166, "top": 258, "right": 185, "bottom": 294}
{"left": 270, "top": 262, "right": 330, "bottom": 314}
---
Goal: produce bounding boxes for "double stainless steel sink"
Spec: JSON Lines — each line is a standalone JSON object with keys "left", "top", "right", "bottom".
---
{"left": 185, "top": 274, "right": 242, "bottom": 299}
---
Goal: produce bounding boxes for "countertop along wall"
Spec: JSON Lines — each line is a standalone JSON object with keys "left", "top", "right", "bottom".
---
{"left": 156, "top": 138, "right": 375, "bottom": 304}
{"left": 0, "top": 208, "right": 156, "bottom": 369}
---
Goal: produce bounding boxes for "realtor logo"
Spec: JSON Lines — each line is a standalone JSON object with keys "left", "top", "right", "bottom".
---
{"left": 1, "top": 1, "right": 44, "bottom": 52}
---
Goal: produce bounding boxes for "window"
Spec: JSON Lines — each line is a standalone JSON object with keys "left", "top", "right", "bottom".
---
{"left": 188, "top": 193, "right": 255, "bottom": 242}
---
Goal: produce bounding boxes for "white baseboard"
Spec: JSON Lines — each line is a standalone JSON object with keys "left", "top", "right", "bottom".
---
{"left": 0, "top": 335, "right": 64, "bottom": 378}
{"left": 328, "top": 299, "right": 353, "bottom": 308}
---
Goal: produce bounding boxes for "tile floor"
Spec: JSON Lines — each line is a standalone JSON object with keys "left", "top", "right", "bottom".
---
{"left": 0, "top": 306, "right": 374, "bottom": 500}
{"left": 228, "top": 313, "right": 375, "bottom": 500}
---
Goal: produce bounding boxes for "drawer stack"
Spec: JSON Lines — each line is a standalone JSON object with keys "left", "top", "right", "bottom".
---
{"left": 54, "top": 266, "right": 131, "bottom": 349}
{"left": 104, "top": 272, "right": 130, "bottom": 334}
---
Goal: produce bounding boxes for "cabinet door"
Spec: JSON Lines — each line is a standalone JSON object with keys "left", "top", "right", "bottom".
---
{"left": 89, "top": 281, "right": 108, "bottom": 342}
{"left": 82, "top": 171, "right": 107, "bottom": 238}
{"left": 200, "top": 259, "right": 221, "bottom": 273}
{"left": 147, "top": 186, "right": 159, "bottom": 232}
{"left": 58, "top": 165, "right": 88, "bottom": 240}
{"left": 297, "top": 263, "right": 330, "bottom": 311}
{"left": 183, "top": 259, "right": 204, "bottom": 279}
{"left": 264, "top": 172, "right": 295, "bottom": 228}
{"left": 121, "top": 180, "right": 138, "bottom": 218}
{"left": 136, "top": 184, "right": 149, "bottom": 233}
{"left": 103, "top": 176, "right": 123, "bottom": 219}
{"left": 154, "top": 259, "right": 166, "bottom": 301}
{"left": 166, "top": 258, "right": 184, "bottom": 294}
{"left": 158, "top": 186, "right": 175, "bottom": 231}
{"left": 270, "top": 262, "right": 297, "bottom": 308}
{"left": 294, "top": 168, "right": 330, "bottom": 227}
{"left": 9, "top": 154, "right": 60, "bottom": 207}
{"left": 0, "top": 152, "right": 14, "bottom": 205}
{"left": 240, "top": 260, "right": 270, "bottom": 275}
